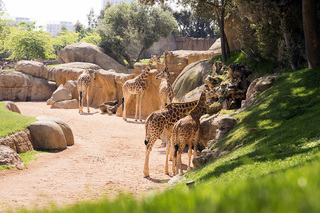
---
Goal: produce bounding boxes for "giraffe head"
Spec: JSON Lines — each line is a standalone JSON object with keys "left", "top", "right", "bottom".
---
{"left": 85, "top": 68, "right": 96, "bottom": 80}
{"left": 155, "top": 67, "right": 174, "bottom": 80}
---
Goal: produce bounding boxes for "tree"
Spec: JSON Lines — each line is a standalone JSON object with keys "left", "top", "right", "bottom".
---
{"left": 87, "top": 8, "right": 97, "bottom": 29}
{"left": 52, "top": 31, "right": 79, "bottom": 53}
{"left": 302, "top": 0, "right": 320, "bottom": 69}
{"left": 4, "top": 25, "right": 55, "bottom": 60}
{"left": 74, "top": 20, "right": 84, "bottom": 33}
{"left": 171, "top": 8, "right": 215, "bottom": 38}
{"left": 140, "top": 0, "right": 229, "bottom": 62}
{"left": 130, "top": 3, "right": 177, "bottom": 60}
{"left": 97, "top": 2, "right": 177, "bottom": 64}
{"left": 0, "top": 0, "right": 5, "bottom": 14}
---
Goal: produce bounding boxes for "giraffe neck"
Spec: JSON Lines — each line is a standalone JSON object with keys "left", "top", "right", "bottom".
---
{"left": 167, "top": 100, "right": 198, "bottom": 116}
{"left": 190, "top": 92, "right": 207, "bottom": 120}
{"left": 139, "top": 59, "right": 154, "bottom": 83}
{"left": 165, "top": 70, "right": 175, "bottom": 102}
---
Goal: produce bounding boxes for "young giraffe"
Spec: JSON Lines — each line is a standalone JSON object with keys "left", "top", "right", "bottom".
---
{"left": 155, "top": 51, "right": 176, "bottom": 109}
{"left": 77, "top": 68, "right": 94, "bottom": 114}
{"left": 122, "top": 54, "right": 161, "bottom": 122}
{"left": 143, "top": 100, "right": 199, "bottom": 177}
{"left": 172, "top": 86, "right": 213, "bottom": 175}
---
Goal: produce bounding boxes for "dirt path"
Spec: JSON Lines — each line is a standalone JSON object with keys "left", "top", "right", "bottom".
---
{"left": 0, "top": 102, "right": 186, "bottom": 212}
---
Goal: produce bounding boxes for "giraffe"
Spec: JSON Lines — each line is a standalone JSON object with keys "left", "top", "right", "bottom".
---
{"left": 155, "top": 51, "right": 176, "bottom": 109}
{"left": 122, "top": 54, "right": 161, "bottom": 122}
{"left": 143, "top": 100, "right": 200, "bottom": 177}
{"left": 77, "top": 68, "right": 95, "bottom": 114}
{"left": 171, "top": 86, "right": 214, "bottom": 175}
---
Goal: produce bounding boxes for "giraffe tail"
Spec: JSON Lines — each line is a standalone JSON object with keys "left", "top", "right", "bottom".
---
{"left": 79, "top": 91, "right": 83, "bottom": 106}
{"left": 122, "top": 97, "right": 124, "bottom": 112}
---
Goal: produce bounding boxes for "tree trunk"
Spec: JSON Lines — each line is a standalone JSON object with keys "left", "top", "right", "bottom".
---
{"left": 136, "top": 47, "right": 147, "bottom": 62}
{"left": 302, "top": 0, "right": 320, "bottom": 69}
{"left": 220, "top": 0, "right": 227, "bottom": 62}
{"left": 122, "top": 52, "right": 133, "bottom": 68}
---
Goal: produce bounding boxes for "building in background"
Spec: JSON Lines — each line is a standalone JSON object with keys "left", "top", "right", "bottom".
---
{"left": 45, "top": 21, "right": 74, "bottom": 37}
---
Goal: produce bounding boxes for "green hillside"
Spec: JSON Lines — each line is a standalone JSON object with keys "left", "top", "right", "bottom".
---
{"left": 17, "top": 65, "right": 320, "bottom": 212}
{"left": 0, "top": 102, "right": 37, "bottom": 138}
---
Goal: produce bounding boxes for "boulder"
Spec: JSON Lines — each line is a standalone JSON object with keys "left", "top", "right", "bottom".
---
{"left": 0, "top": 71, "right": 56, "bottom": 101}
{"left": 36, "top": 116, "right": 74, "bottom": 146}
{"left": 15, "top": 60, "right": 48, "bottom": 79}
{"left": 4, "top": 101, "right": 21, "bottom": 114}
{"left": 240, "top": 74, "right": 278, "bottom": 111}
{"left": 51, "top": 99, "right": 79, "bottom": 109}
{"left": 199, "top": 114, "right": 237, "bottom": 146}
{"left": 59, "top": 42, "right": 129, "bottom": 74}
{"left": 29, "top": 121, "right": 67, "bottom": 150}
{"left": 0, "top": 145, "right": 24, "bottom": 169}
{"left": 48, "top": 62, "right": 101, "bottom": 84}
{"left": 63, "top": 80, "right": 78, "bottom": 99}
{"left": 51, "top": 84, "right": 72, "bottom": 102}
{"left": 172, "top": 59, "right": 212, "bottom": 100}
{"left": 0, "top": 129, "right": 34, "bottom": 153}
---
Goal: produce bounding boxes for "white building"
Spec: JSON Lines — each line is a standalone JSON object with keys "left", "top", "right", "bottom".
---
{"left": 45, "top": 21, "right": 74, "bottom": 37}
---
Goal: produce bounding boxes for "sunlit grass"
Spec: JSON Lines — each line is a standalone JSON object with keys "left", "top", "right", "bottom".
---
{"left": 0, "top": 102, "right": 37, "bottom": 137}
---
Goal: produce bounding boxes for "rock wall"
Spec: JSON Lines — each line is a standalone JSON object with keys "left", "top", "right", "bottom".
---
{"left": 59, "top": 42, "right": 129, "bottom": 74}
{"left": 0, "top": 71, "right": 56, "bottom": 101}
{"left": 0, "top": 129, "right": 33, "bottom": 153}
{"left": 143, "top": 35, "right": 216, "bottom": 58}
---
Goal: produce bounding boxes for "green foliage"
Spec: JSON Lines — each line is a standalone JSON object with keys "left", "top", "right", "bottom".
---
{"left": 3, "top": 24, "right": 55, "bottom": 60}
{"left": 52, "top": 31, "right": 79, "bottom": 53}
{"left": 97, "top": 2, "right": 177, "bottom": 63}
{"left": 0, "top": 102, "right": 37, "bottom": 137}
{"left": 210, "top": 50, "right": 277, "bottom": 80}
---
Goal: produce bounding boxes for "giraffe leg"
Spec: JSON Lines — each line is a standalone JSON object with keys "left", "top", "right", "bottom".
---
{"left": 139, "top": 92, "right": 144, "bottom": 122}
{"left": 86, "top": 87, "right": 90, "bottom": 113}
{"left": 165, "top": 131, "right": 172, "bottom": 175}
{"left": 193, "top": 131, "right": 200, "bottom": 159}
{"left": 178, "top": 152, "right": 183, "bottom": 174}
{"left": 122, "top": 93, "right": 129, "bottom": 121}
{"left": 79, "top": 90, "right": 83, "bottom": 114}
{"left": 187, "top": 141, "right": 193, "bottom": 171}
{"left": 135, "top": 94, "right": 139, "bottom": 121}
{"left": 143, "top": 136, "right": 157, "bottom": 177}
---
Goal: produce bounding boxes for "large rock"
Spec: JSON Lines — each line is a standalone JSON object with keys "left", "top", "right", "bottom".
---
{"left": 0, "top": 71, "right": 56, "bottom": 101}
{"left": 172, "top": 59, "right": 212, "bottom": 100}
{"left": 0, "top": 145, "right": 24, "bottom": 169}
{"left": 36, "top": 116, "right": 74, "bottom": 146}
{"left": 29, "top": 121, "right": 67, "bottom": 150}
{"left": 4, "top": 101, "right": 21, "bottom": 114}
{"left": 51, "top": 84, "right": 72, "bottom": 102}
{"left": 48, "top": 62, "right": 101, "bottom": 84}
{"left": 59, "top": 42, "right": 129, "bottom": 73}
{"left": 240, "top": 74, "right": 278, "bottom": 111}
{"left": 15, "top": 60, "right": 48, "bottom": 79}
{"left": 200, "top": 114, "right": 237, "bottom": 146}
{"left": 0, "top": 129, "right": 33, "bottom": 153}
{"left": 51, "top": 99, "right": 79, "bottom": 109}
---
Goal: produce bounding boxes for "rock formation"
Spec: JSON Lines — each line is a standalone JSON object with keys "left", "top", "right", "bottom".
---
{"left": 58, "top": 42, "right": 129, "bottom": 74}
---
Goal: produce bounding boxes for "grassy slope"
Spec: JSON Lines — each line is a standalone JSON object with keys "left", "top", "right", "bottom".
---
{"left": 18, "top": 55, "right": 320, "bottom": 212}
{"left": 0, "top": 102, "right": 37, "bottom": 138}
{"left": 0, "top": 102, "right": 38, "bottom": 170}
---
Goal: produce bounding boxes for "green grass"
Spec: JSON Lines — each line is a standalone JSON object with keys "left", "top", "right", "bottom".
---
{"left": 0, "top": 102, "right": 37, "bottom": 137}
{"left": 140, "top": 57, "right": 164, "bottom": 64}
{"left": 15, "top": 66, "right": 320, "bottom": 212}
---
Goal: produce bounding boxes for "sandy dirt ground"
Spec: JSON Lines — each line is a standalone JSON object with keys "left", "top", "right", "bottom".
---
{"left": 0, "top": 102, "right": 189, "bottom": 212}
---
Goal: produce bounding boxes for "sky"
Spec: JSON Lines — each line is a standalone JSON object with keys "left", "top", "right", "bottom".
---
{"left": 2, "top": 0, "right": 103, "bottom": 26}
